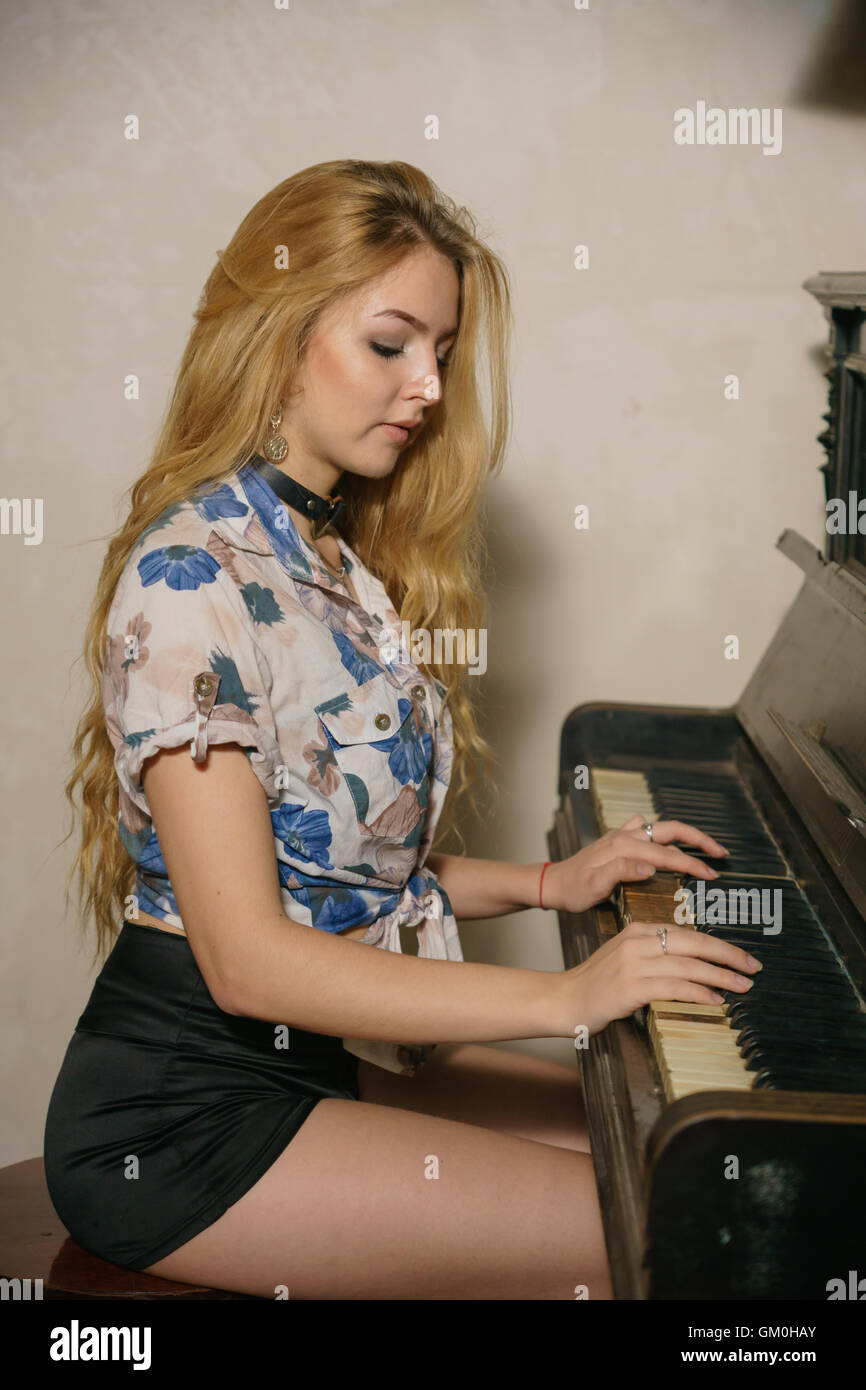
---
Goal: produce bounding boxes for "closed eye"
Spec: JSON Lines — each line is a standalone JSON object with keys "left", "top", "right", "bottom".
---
{"left": 370, "top": 342, "right": 451, "bottom": 369}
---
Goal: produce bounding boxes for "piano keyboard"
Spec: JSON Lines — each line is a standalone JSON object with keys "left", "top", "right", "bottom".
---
{"left": 592, "top": 768, "right": 866, "bottom": 1102}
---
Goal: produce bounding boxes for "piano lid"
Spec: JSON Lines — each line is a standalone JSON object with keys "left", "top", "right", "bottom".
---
{"left": 736, "top": 528, "right": 866, "bottom": 917}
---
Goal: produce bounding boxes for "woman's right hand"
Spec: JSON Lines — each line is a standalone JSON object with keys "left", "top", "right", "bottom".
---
{"left": 554, "top": 920, "right": 763, "bottom": 1039}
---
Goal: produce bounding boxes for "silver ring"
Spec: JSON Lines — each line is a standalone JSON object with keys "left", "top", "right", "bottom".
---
{"left": 641, "top": 820, "right": 654, "bottom": 841}
{"left": 657, "top": 925, "right": 667, "bottom": 954}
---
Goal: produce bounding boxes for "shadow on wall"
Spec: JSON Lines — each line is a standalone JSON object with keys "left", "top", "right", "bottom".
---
{"left": 793, "top": 0, "right": 866, "bottom": 112}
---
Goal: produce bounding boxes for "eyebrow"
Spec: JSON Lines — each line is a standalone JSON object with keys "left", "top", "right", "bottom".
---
{"left": 371, "top": 308, "right": 458, "bottom": 343}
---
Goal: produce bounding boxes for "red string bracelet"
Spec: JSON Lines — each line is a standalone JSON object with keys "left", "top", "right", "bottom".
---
{"left": 539, "top": 861, "right": 553, "bottom": 909}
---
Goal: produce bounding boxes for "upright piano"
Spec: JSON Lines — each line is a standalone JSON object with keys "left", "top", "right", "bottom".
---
{"left": 548, "top": 271, "right": 866, "bottom": 1301}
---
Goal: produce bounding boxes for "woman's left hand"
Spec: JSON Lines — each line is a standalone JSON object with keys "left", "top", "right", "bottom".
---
{"left": 541, "top": 813, "right": 730, "bottom": 915}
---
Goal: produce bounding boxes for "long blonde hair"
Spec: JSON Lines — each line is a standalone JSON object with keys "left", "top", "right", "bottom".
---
{"left": 62, "top": 158, "right": 512, "bottom": 962}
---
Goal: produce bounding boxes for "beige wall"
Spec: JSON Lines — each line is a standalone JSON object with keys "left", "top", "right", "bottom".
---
{"left": 3, "top": 0, "right": 863, "bottom": 1165}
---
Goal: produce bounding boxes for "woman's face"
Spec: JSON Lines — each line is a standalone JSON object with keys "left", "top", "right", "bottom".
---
{"left": 284, "top": 245, "right": 460, "bottom": 490}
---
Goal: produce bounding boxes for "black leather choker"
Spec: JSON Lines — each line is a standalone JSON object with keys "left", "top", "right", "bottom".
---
{"left": 247, "top": 452, "right": 346, "bottom": 539}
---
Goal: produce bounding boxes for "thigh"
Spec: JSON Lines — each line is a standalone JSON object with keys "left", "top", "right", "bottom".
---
{"left": 358, "top": 1042, "right": 592, "bottom": 1152}
{"left": 142, "top": 1096, "right": 612, "bottom": 1300}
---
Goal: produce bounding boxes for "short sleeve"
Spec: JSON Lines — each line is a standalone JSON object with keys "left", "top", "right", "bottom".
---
{"left": 105, "top": 536, "right": 283, "bottom": 815}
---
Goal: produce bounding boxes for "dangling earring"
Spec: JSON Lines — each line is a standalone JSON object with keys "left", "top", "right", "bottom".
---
{"left": 263, "top": 401, "right": 288, "bottom": 462}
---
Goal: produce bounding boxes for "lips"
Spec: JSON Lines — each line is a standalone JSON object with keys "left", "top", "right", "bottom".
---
{"left": 381, "top": 423, "right": 410, "bottom": 443}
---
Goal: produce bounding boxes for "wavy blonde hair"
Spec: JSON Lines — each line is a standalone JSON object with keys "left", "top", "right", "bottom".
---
{"left": 62, "top": 158, "right": 513, "bottom": 962}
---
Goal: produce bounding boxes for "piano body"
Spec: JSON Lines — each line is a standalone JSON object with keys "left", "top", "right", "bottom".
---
{"left": 548, "top": 272, "right": 866, "bottom": 1301}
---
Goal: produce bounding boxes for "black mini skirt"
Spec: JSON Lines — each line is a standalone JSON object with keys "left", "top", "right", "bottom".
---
{"left": 43, "top": 919, "right": 360, "bottom": 1271}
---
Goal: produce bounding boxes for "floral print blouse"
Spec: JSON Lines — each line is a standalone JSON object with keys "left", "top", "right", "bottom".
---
{"left": 103, "top": 461, "right": 464, "bottom": 994}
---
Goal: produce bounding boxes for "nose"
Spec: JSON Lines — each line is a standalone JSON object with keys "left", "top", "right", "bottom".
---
{"left": 405, "top": 364, "right": 442, "bottom": 406}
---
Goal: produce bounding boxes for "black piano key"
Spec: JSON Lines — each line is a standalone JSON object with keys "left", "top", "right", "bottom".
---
{"left": 722, "top": 976, "right": 854, "bottom": 1002}
{"left": 725, "top": 992, "right": 866, "bottom": 1088}
{"left": 727, "top": 996, "right": 866, "bottom": 1023}
{"left": 698, "top": 915, "right": 832, "bottom": 937}
{"left": 648, "top": 786, "right": 786, "bottom": 865}
{"left": 703, "top": 942, "right": 843, "bottom": 976}
{"left": 740, "top": 1031, "right": 866, "bottom": 1061}
{"left": 705, "top": 931, "right": 836, "bottom": 954}
{"left": 639, "top": 769, "right": 866, "bottom": 1096}
{"left": 744, "top": 1053, "right": 866, "bottom": 1085}
{"left": 699, "top": 926, "right": 836, "bottom": 955}
{"left": 736, "top": 1020, "right": 866, "bottom": 1050}
{"left": 689, "top": 913, "right": 834, "bottom": 938}
{"left": 739, "top": 1045, "right": 866, "bottom": 1073}
{"left": 753, "top": 1070, "right": 866, "bottom": 1094}
{"left": 685, "top": 877, "right": 840, "bottom": 935}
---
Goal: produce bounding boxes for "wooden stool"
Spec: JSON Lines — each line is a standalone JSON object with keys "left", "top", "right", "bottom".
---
{"left": 0, "top": 1158, "right": 256, "bottom": 1299}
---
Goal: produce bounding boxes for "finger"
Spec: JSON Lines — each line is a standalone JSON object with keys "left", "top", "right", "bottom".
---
{"left": 619, "top": 814, "right": 648, "bottom": 831}
{"left": 632, "top": 921, "right": 761, "bottom": 975}
{"left": 593, "top": 856, "right": 665, "bottom": 895}
{"left": 637, "top": 819, "right": 729, "bottom": 857}
{"left": 615, "top": 837, "right": 721, "bottom": 880}
{"left": 646, "top": 955, "right": 756, "bottom": 995}
{"left": 639, "top": 978, "right": 729, "bottom": 1007}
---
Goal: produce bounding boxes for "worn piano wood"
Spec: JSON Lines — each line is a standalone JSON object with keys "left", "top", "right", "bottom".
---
{"left": 548, "top": 273, "right": 866, "bottom": 1300}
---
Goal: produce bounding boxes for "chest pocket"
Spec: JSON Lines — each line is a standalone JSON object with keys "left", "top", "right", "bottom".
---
{"left": 315, "top": 670, "right": 433, "bottom": 832}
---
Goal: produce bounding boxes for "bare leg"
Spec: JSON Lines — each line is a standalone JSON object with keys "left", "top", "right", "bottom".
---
{"left": 358, "top": 1042, "right": 593, "bottom": 1152}
{"left": 142, "top": 1097, "right": 613, "bottom": 1300}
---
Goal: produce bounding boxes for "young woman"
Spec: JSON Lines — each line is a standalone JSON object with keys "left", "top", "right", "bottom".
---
{"left": 45, "top": 159, "right": 759, "bottom": 1300}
